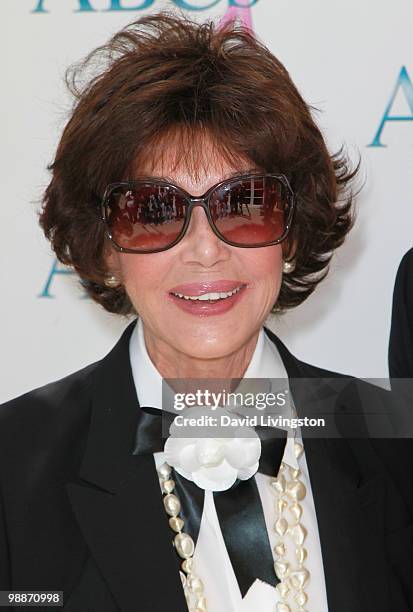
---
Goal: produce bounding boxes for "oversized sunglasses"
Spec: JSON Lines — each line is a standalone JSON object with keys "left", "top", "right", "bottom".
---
{"left": 100, "top": 173, "right": 295, "bottom": 254}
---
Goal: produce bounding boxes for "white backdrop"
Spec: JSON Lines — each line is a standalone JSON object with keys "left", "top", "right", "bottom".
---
{"left": 1, "top": 0, "right": 412, "bottom": 402}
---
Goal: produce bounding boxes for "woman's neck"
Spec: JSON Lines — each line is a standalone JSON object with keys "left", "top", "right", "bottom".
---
{"left": 143, "top": 327, "right": 260, "bottom": 381}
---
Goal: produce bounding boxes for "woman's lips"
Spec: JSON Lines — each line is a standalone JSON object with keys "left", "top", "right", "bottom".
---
{"left": 167, "top": 280, "right": 248, "bottom": 317}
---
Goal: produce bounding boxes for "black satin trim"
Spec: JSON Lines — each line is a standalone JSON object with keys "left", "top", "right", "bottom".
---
{"left": 258, "top": 429, "right": 288, "bottom": 476}
{"left": 171, "top": 469, "right": 204, "bottom": 547}
{"left": 214, "top": 476, "right": 278, "bottom": 596}
{"left": 134, "top": 406, "right": 288, "bottom": 597}
{"left": 133, "top": 407, "right": 174, "bottom": 455}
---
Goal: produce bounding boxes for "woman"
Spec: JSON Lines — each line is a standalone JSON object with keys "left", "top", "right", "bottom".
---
{"left": 1, "top": 12, "right": 412, "bottom": 612}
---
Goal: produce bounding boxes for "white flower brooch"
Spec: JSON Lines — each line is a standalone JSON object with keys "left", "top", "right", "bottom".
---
{"left": 163, "top": 406, "right": 261, "bottom": 492}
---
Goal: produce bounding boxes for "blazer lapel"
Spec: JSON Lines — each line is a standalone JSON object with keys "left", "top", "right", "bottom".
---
{"left": 264, "top": 327, "right": 389, "bottom": 612}
{"left": 66, "top": 321, "right": 187, "bottom": 611}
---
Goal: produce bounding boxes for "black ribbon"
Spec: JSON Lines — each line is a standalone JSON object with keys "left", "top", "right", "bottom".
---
{"left": 133, "top": 406, "right": 287, "bottom": 597}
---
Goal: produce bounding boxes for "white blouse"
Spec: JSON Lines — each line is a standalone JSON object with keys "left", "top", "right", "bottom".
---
{"left": 129, "top": 318, "right": 329, "bottom": 612}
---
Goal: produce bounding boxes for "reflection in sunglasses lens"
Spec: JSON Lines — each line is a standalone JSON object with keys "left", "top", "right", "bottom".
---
{"left": 108, "top": 185, "right": 187, "bottom": 251}
{"left": 211, "top": 177, "right": 288, "bottom": 246}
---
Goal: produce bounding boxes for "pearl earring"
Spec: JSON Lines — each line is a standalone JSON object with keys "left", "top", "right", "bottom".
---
{"left": 104, "top": 275, "right": 121, "bottom": 288}
{"left": 282, "top": 260, "right": 295, "bottom": 274}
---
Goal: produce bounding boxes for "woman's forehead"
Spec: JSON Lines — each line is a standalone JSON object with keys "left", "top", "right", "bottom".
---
{"left": 131, "top": 134, "right": 258, "bottom": 193}
{"left": 132, "top": 130, "right": 256, "bottom": 189}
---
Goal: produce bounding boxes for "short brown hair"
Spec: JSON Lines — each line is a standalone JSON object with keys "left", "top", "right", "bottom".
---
{"left": 39, "top": 11, "right": 357, "bottom": 315}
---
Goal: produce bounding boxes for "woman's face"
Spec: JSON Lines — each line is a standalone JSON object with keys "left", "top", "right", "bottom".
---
{"left": 108, "top": 142, "right": 284, "bottom": 362}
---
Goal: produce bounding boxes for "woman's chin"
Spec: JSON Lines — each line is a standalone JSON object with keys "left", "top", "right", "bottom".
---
{"left": 168, "top": 330, "right": 248, "bottom": 362}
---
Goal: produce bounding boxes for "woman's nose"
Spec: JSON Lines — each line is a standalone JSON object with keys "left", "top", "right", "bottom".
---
{"left": 178, "top": 205, "right": 230, "bottom": 267}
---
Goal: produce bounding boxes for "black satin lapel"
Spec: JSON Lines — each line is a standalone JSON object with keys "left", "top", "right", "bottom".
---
{"left": 78, "top": 321, "right": 140, "bottom": 492}
{"left": 66, "top": 321, "right": 186, "bottom": 610}
{"left": 66, "top": 454, "right": 187, "bottom": 612}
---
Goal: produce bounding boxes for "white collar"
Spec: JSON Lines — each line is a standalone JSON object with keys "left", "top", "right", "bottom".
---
{"left": 129, "top": 317, "right": 298, "bottom": 468}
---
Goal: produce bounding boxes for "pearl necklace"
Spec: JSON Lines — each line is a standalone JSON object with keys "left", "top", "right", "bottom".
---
{"left": 157, "top": 440, "right": 309, "bottom": 612}
{"left": 158, "top": 461, "right": 207, "bottom": 611}
{"left": 270, "top": 441, "right": 310, "bottom": 612}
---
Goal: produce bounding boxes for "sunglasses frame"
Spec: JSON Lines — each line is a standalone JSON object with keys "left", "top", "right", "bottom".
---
{"left": 100, "top": 172, "right": 295, "bottom": 254}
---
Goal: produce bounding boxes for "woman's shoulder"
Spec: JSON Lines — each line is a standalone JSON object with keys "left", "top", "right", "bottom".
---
{"left": 0, "top": 360, "right": 101, "bottom": 447}
{"left": 264, "top": 325, "right": 409, "bottom": 426}
{"left": 0, "top": 323, "right": 134, "bottom": 452}
{"left": 0, "top": 360, "right": 106, "bottom": 507}
{"left": 263, "top": 325, "right": 350, "bottom": 380}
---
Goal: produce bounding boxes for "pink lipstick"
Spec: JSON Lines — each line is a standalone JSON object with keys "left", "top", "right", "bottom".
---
{"left": 167, "top": 280, "right": 248, "bottom": 316}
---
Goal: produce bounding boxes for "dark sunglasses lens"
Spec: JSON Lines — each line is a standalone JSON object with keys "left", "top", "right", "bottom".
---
{"left": 210, "top": 176, "right": 292, "bottom": 246}
{"left": 105, "top": 184, "right": 187, "bottom": 251}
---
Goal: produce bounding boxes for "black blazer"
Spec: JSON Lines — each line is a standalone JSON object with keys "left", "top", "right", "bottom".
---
{"left": 1, "top": 321, "right": 413, "bottom": 611}
{"left": 389, "top": 247, "right": 413, "bottom": 378}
